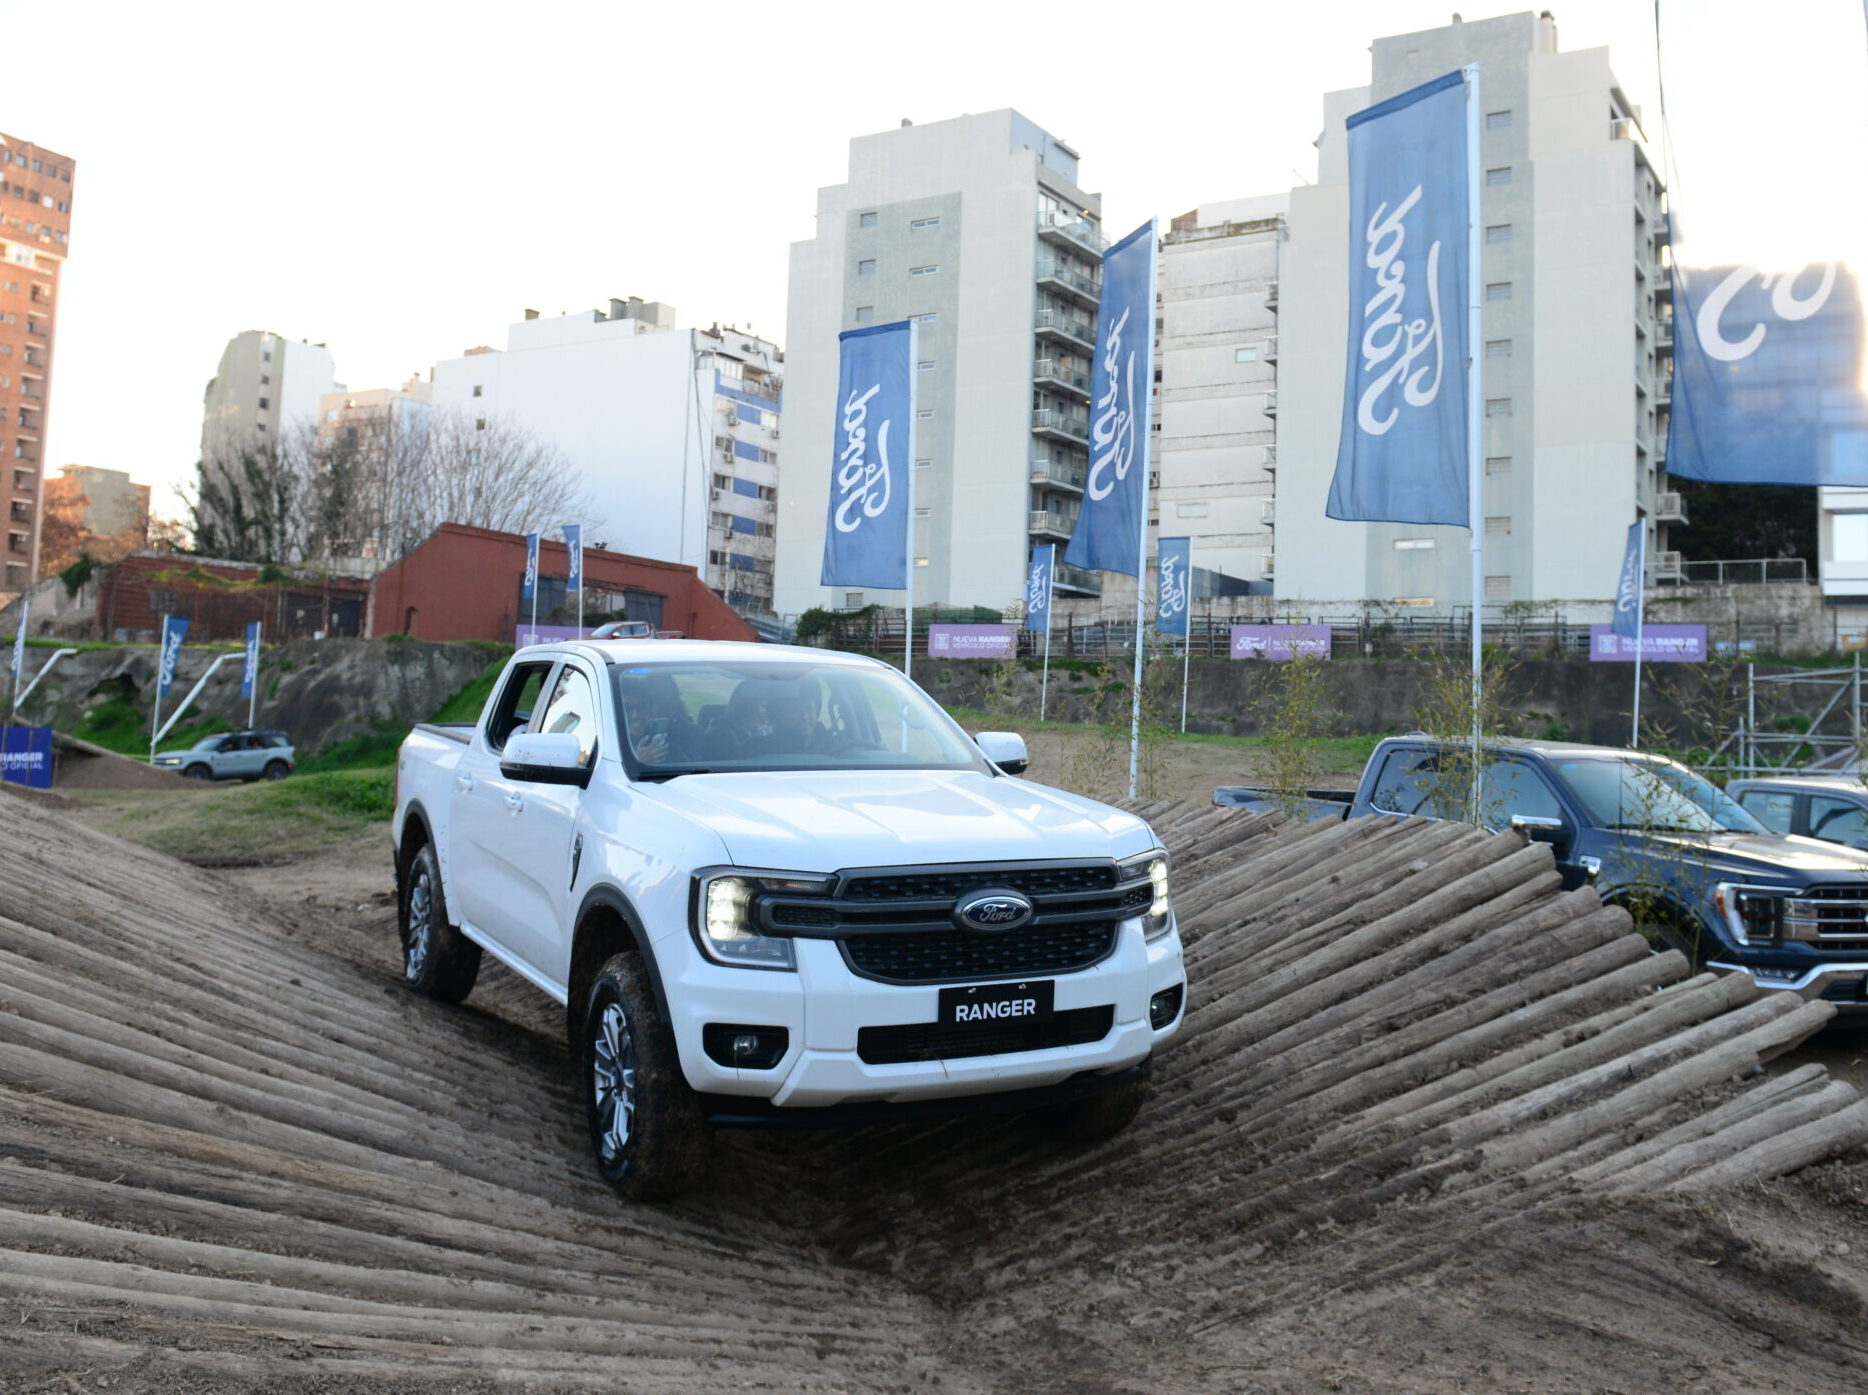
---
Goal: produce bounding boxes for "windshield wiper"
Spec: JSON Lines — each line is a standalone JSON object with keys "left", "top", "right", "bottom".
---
{"left": 635, "top": 767, "right": 717, "bottom": 782}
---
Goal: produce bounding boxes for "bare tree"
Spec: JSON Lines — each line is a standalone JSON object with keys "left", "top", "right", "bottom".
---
{"left": 384, "top": 409, "right": 597, "bottom": 558}
{"left": 186, "top": 430, "right": 306, "bottom": 563}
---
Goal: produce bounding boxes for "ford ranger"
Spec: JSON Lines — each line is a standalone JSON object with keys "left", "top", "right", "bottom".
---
{"left": 393, "top": 640, "right": 1186, "bottom": 1200}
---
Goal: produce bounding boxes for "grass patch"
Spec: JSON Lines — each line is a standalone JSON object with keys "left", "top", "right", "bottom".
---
{"left": 296, "top": 723, "right": 406, "bottom": 773}
{"left": 74, "top": 700, "right": 229, "bottom": 757}
{"left": 430, "top": 658, "right": 507, "bottom": 725}
{"left": 64, "top": 769, "right": 393, "bottom": 866}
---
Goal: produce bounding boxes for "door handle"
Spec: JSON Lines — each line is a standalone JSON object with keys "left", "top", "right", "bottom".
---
{"left": 455, "top": 773, "right": 474, "bottom": 793}
{"left": 505, "top": 793, "right": 525, "bottom": 815}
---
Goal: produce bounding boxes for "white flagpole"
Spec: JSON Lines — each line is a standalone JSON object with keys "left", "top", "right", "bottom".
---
{"left": 1126, "top": 235, "right": 1160, "bottom": 801}
{"left": 1039, "top": 554, "right": 1054, "bottom": 721}
{"left": 530, "top": 537, "right": 539, "bottom": 645}
{"left": 576, "top": 529, "right": 584, "bottom": 636}
{"left": 1465, "top": 62, "right": 1485, "bottom": 821}
{"left": 1631, "top": 524, "right": 1647, "bottom": 748}
{"left": 149, "top": 614, "right": 167, "bottom": 765}
{"left": 904, "top": 322, "right": 919, "bottom": 681}
{"left": 1180, "top": 634, "right": 1190, "bottom": 733}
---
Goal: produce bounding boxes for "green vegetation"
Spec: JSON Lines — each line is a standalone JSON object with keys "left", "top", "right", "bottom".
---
{"left": 64, "top": 769, "right": 393, "bottom": 866}
{"left": 296, "top": 722, "right": 406, "bottom": 773}
{"left": 429, "top": 658, "right": 507, "bottom": 725}
{"left": 73, "top": 699, "right": 229, "bottom": 756}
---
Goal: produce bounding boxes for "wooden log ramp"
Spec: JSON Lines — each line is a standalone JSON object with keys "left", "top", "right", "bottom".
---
{"left": 0, "top": 788, "right": 1865, "bottom": 1391}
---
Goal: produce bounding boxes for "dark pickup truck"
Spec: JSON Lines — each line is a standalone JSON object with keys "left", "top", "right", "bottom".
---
{"left": 1220, "top": 736, "right": 1868, "bottom": 1013}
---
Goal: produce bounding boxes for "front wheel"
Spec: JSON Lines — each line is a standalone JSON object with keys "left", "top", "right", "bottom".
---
{"left": 183, "top": 764, "right": 212, "bottom": 781}
{"left": 263, "top": 760, "right": 290, "bottom": 780}
{"left": 584, "top": 952, "right": 708, "bottom": 1201}
{"left": 399, "top": 843, "right": 481, "bottom": 1002}
{"left": 1031, "top": 1063, "right": 1151, "bottom": 1142}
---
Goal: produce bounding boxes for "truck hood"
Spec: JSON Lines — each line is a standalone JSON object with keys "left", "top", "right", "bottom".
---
{"left": 1638, "top": 830, "right": 1868, "bottom": 883}
{"left": 637, "top": 769, "right": 1157, "bottom": 872}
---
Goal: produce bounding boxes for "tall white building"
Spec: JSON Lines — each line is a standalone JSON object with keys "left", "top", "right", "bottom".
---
{"left": 774, "top": 110, "right": 1107, "bottom": 618}
{"left": 1272, "top": 11, "right": 1672, "bottom": 614}
{"left": 429, "top": 299, "right": 782, "bottom": 615}
{"left": 200, "top": 330, "right": 341, "bottom": 455}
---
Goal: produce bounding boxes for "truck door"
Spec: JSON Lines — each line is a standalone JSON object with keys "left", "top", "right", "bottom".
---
{"left": 1480, "top": 758, "right": 1588, "bottom": 889}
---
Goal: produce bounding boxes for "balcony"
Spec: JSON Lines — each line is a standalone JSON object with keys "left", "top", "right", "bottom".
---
{"left": 1037, "top": 210, "right": 1109, "bottom": 257}
{"left": 1653, "top": 265, "right": 1673, "bottom": 299}
{"left": 1033, "top": 357, "right": 1090, "bottom": 399}
{"left": 1036, "top": 259, "right": 1101, "bottom": 309}
{"left": 1263, "top": 443, "right": 1277, "bottom": 472}
{"left": 1054, "top": 560, "right": 1101, "bottom": 596}
{"left": 1262, "top": 334, "right": 1279, "bottom": 362}
{"left": 1030, "top": 456, "right": 1086, "bottom": 492}
{"left": 1029, "top": 510, "right": 1076, "bottom": 538}
{"left": 1655, "top": 374, "right": 1672, "bottom": 406}
{"left": 1035, "top": 308, "right": 1095, "bottom": 354}
{"left": 1264, "top": 279, "right": 1280, "bottom": 311}
{"left": 1263, "top": 390, "right": 1278, "bottom": 417}
{"left": 1655, "top": 318, "right": 1673, "bottom": 352}
{"left": 1655, "top": 490, "right": 1687, "bottom": 523}
{"left": 1031, "top": 407, "right": 1089, "bottom": 444}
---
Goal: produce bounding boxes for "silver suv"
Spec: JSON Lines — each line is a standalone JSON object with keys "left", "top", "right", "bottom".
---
{"left": 156, "top": 729, "right": 297, "bottom": 782}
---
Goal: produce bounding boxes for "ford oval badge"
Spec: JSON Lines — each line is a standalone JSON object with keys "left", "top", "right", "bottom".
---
{"left": 953, "top": 888, "right": 1036, "bottom": 933}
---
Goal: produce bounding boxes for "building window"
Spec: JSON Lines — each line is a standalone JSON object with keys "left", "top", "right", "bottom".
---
{"left": 859, "top": 211, "right": 877, "bottom": 227}
{"left": 1486, "top": 167, "right": 1512, "bottom": 185}
{"left": 1486, "top": 282, "right": 1512, "bottom": 301}
{"left": 1235, "top": 347, "right": 1259, "bottom": 363}
{"left": 1486, "top": 110, "right": 1512, "bottom": 130}
{"left": 915, "top": 557, "right": 930, "bottom": 567}
{"left": 1835, "top": 514, "right": 1868, "bottom": 562}
{"left": 1485, "top": 455, "right": 1513, "bottom": 475}
{"left": 1393, "top": 538, "right": 1435, "bottom": 551}
{"left": 1485, "top": 575, "right": 1512, "bottom": 598}
{"left": 472, "top": 384, "right": 483, "bottom": 397}
{"left": 1485, "top": 516, "right": 1511, "bottom": 535}
{"left": 917, "top": 359, "right": 934, "bottom": 372}
{"left": 1485, "top": 398, "right": 1512, "bottom": 417}
{"left": 855, "top": 306, "right": 874, "bottom": 324}
{"left": 257, "top": 397, "right": 270, "bottom": 410}
{"left": 1485, "top": 224, "right": 1512, "bottom": 243}
{"left": 915, "top": 457, "right": 932, "bottom": 468}
{"left": 260, "top": 374, "right": 271, "bottom": 385}
{"left": 476, "top": 418, "right": 487, "bottom": 431}
{"left": 911, "top": 217, "right": 941, "bottom": 230}
{"left": 1486, "top": 339, "right": 1511, "bottom": 358}
{"left": 915, "top": 507, "right": 931, "bottom": 517}
{"left": 914, "top": 312, "right": 937, "bottom": 324}
{"left": 909, "top": 264, "right": 939, "bottom": 277}
{"left": 858, "top": 259, "right": 876, "bottom": 276}
{"left": 916, "top": 409, "right": 933, "bottom": 419}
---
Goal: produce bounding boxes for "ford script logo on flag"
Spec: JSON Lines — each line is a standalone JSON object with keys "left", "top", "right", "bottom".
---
{"left": 952, "top": 888, "right": 1036, "bottom": 933}
{"left": 821, "top": 320, "right": 914, "bottom": 590}
{"left": 157, "top": 616, "right": 189, "bottom": 699}
{"left": 1156, "top": 536, "right": 1190, "bottom": 638}
{"left": 1025, "top": 544, "right": 1054, "bottom": 634}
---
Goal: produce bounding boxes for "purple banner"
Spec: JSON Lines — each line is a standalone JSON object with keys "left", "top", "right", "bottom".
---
{"left": 1589, "top": 624, "right": 1708, "bottom": 663}
{"left": 516, "top": 624, "right": 590, "bottom": 647}
{"left": 1230, "top": 625, "right": 1333, "bottom": 661}
{"left": 927, "top": 624, "right": 1017, "bottom": 659}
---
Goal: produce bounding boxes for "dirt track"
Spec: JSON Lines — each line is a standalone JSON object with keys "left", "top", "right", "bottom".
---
{"left": 6, "top": 786, "right": 1868, "bottom": 1392}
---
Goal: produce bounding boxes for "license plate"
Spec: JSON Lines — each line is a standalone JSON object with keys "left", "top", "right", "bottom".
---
{"left": 937, "top": 980, "right": 1054, "bottom": 1028}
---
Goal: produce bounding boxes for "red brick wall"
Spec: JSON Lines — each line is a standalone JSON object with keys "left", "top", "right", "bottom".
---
{"left": 97, "top": 554, "right": 370, "bottom": 643}
{"left": 370, "top": 524, "right": 756, "bottom": 643}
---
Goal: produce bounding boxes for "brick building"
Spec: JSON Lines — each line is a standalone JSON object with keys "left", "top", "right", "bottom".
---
{"left": 96, "top": 553, "right": 371, "bottom": 643}
{"left": 0, "top": 131, "right": 75, "bottom": 605}
{"left": 369, "top": 524, "right": 755, "bottom": 643}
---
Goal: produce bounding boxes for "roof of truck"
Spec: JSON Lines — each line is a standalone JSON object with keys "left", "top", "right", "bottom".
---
{"left": 536, "top": 638, "right": 889, "bottom": 670}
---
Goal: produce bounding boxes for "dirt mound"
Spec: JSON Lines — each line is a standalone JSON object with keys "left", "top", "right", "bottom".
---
{"left": 50, "top": 731, "right": 191, "bottom": 789}
{"left": 3, "top": 796, "right": 1868, "bottom": 1391}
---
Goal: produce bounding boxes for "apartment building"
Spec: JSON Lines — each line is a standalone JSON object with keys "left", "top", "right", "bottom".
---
{"left": 1273, "top": 11, "right": 1672, "bottom": 613}
{"left": 428, "top": 299, "right": 783, "bottom": 617}
{"left": 0, "top": 131, "right": 75, "bottom": 603}
{"left": 774, "top": 109, "right": 1107, "bottom": 617}
{"left": 200, "top": 330, "right": 342, "bottom": 456}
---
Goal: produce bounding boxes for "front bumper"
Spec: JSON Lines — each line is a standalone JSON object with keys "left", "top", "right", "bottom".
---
{"left": 1710, "top": 958, "right": 1868, "bottom": 1014}
{"left": 660, "top": 915, "right": 1186, "bottom": 1109}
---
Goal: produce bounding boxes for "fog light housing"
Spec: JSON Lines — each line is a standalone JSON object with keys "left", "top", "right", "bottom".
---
{"left": 702, "top": 1023, "right": 790, "bottom": 1070}
{"left": 1149, "top": 984, "right": 1185, "bottom": 1031}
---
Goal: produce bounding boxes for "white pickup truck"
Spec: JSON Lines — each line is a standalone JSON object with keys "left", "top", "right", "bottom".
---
{"left": 392, "top": 639, "right": 1186, "bottom": 1200}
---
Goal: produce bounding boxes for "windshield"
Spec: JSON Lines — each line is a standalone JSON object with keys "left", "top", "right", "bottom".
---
{"left": 609, "top": 659, "right": 991, "bottom": 779}
{"left": 1553, "top": 756, "right": 1764, "bottom": 834}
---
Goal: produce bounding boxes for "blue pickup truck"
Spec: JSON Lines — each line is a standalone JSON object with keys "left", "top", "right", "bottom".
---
{"left": 1220, "top": 736, "right": 1868, "bottom": 1013}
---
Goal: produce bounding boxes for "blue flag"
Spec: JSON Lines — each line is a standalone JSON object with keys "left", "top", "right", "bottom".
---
{"left": 1668, "top": 261, "right": 1868, "bottom": 485}
{"left": 562, "top": 524, "right": 583, "bottom": 593}
{"left": 522, "top": 532, "right": 539, "bottom": 602}
{"left": 158, "top": 616, "right": 189, "bottom": 699}
{"left": 1155, "top": 537, "right": 1191, "bottom": 638}
{"left": 10, "top": 600, "right": 26, "bottom": 694}
{"left": 1327, "top": 69, "right": 1471, "bottom": 526}
{"left": 1066, "top": 221, "right": 1156, "bottom": 576}
{"left": 821, "top": 320, "right": 914, "bottom": 589}
{"left": 240, "top": 622, "right": 261, "bottom": 699}
{"left": 1025, "top": 544, "right": 1055, "bottom": 634}
{"left": 1611, "top": 521, "right": 1644, "bottom": 640}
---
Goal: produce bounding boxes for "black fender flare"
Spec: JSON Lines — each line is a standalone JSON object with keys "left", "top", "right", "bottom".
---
{"left": 569, "top": 884, "right": 672, "bottom": 1025}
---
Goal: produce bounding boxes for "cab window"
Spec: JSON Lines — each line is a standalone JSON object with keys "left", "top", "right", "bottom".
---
{"left": 535, "top": 665, "right": 600, "bottom": 766}
{"left": 1368, "top": 748, "right": 1439, "bottom": 816}
{"left": 486, "top": 661, "right": 553, "bottom": 753}
{"left": 1736, "top": 789, "right": 1795, "bottom": 835}
{"left": 1478, "top": 759, "right": 1564, "bottom": 833}
{"left": 1808, "top": 794, "right": 1868, "bottom": 846}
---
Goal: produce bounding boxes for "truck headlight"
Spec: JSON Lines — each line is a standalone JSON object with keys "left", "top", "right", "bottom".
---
{"left": 693, "top": 870, "right": 830, "bottom": 971}
{"left": 1712, "top": 882, "right": 1794, "bottom": 947}
{"left": 1120, "top": 851, "right": 1174, "bottom": 941}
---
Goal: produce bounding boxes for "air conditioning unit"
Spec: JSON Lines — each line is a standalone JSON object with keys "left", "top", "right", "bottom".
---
{"left": 1260, "top": 553, "right": 1276, "bottom": 578}
{"left": 1260, "top": 500, "right": 1276, "bottom": 525}
{"left": 1262, "top": 335, "right": 1279, "bottom": 361}
{"left": 1655, "top": 549, "right": 1684, "bottom": 579}
{"left": 1264, "top": 390, "right": 1279, "bottom": 416}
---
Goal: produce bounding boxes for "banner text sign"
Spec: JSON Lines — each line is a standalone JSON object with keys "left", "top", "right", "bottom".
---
{"left": 1, "top": 725, "right": 53, "bottom": 789}
{"left": 1230, "top": 625, "right": 1333, "bottom": 661}
{"left": 1589, "top": 625, "right": 1707, "bottom": 663}
{"left": 927, "top": 624, "right": 1017, "bottom": 659}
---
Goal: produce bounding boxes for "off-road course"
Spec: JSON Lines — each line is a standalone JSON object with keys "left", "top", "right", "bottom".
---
{"left": 8, "top": 775, "right": 1868, "bottom": 1394}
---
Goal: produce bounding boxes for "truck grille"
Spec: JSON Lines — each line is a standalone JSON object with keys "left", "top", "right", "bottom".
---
{"left": 857, "top": 1006, "right": 1114, "bottom": 1064}
{"left": 841, "top": 922, "right": 1119, "bottom": 984}
{"left": 1794, "top": 886, "right": 1868, "bottom": 952}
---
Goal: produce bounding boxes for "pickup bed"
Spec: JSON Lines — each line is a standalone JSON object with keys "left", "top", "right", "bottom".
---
{"left": 393, "top": 640, "right": 1187, "bottom": 1200}
{"left": 1223, "top": 736, "right": 1868, "bottom": 1011}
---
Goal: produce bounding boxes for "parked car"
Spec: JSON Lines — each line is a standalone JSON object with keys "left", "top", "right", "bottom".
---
{"left": 1220, "top": 737, "right": 1868, "bottom": 1012}
{"left": 1728, "top": 775, "right": 1868, "bottom": 850}
{"left": 393, "top": 639, "right": 1187, "bottom": 1201}
{"left": 590, "top": 620, "right": 657, "bottom": 640}
{"left": 155, "top": 729, "right": 296, "bottom": 782}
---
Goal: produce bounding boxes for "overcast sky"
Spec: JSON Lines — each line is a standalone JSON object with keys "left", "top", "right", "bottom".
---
{"left": 19, "top": 1, "right": 1868, "bottom": 514}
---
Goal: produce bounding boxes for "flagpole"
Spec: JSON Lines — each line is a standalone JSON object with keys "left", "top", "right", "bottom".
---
{"left": 1631, "top": 523, "right": 1647, "bottom": 748}
{"left": 1126, "top": 234, "right": 1160, "bottom": 802}
{"left": 576, "top": 527, "right": 584, "bottom": 637}
{"left": 1180, "top": 633, "right": 1190, "bottom": 734}
{"left": 249, "top": 624, "right": 260, "bottom": 730}
{"left": 904, "top": 321, "right": 919, "bottom": 682}
{"left": 150, "top": 614, "right": 166, "bottom": 765}
{"left": 1039, "top": 550, "right": 1054, "bottom": 721}
{"left": 1465, "top": 62, "right": 1485, "bottom": 821}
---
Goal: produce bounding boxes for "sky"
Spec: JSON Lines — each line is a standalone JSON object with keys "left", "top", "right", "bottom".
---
{"left": 16, "top": 0, "right": 1868, "bottom": 515}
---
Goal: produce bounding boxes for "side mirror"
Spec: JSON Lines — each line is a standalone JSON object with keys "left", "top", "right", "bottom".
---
{"left": 1510, "top": 813, "right": 1567, "bottom": 845}
{"left": 501, "top": 731, "right": 592, "bottom": 786}
{"left": 975, "top": 731, "right": 1029, "bottom": 776}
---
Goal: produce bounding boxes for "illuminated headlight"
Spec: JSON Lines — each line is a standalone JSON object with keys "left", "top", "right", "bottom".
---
{"left": 1121, "top": 851, "right": 1175, "bottom": 941}
{"left": 693, "top": 870, "right": 830, "bottom": 971}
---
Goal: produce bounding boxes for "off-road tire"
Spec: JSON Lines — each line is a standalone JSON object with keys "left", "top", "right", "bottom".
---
{"left": 183, "top": 764, "right": 211, "bottom": 781}
{"left": 399, "top": 843, "right": 481, "bottom": 1002}
{"left": 583, "top": 952, "right": 709, "bottom": 1201}
{"left": 1640, "top": 912, "right": 1711, "bottom": 974}
{"left": 263, "top": 760, "right": 290, "bottom": 780}
{"left": 1032, "top": 1062, "right": 1151, "bottom": 1142}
